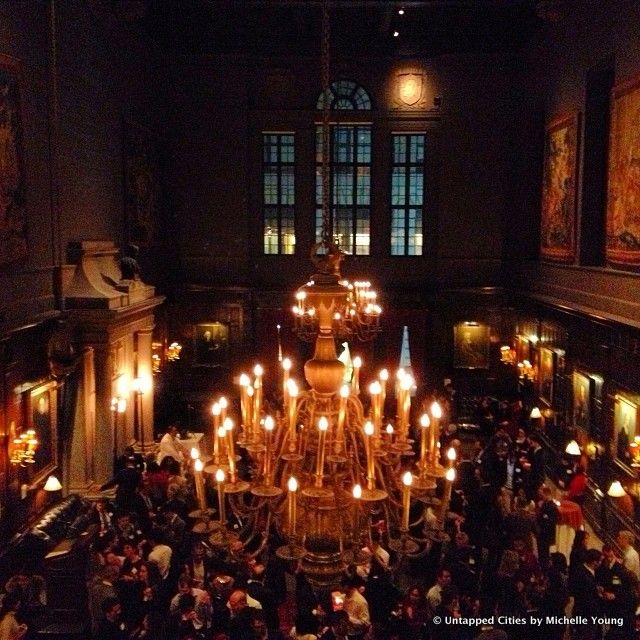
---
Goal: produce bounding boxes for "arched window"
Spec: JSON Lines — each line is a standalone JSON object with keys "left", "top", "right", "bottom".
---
{"left": 315, "top": 81, "right": 372, "bottom": 255}
{"left": 316, "top": 80, "right": 372, "bottom": 111}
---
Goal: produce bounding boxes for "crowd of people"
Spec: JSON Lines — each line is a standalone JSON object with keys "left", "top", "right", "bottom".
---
{"left": 2, "top": 395, "right": 640, "bottom": 639}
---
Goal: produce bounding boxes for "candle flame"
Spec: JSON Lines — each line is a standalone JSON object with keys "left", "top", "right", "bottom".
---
{"left": 420, "top": 413, "right": 430, "bottom": 428}
{"left": 352, "top": 483, "right": 362, "bottom": 499}
{"left": 288, "top": 476, "right": 298, "bottom": 492}
{"left": 215, "top": 468, "right": 225, "bottom": 483}
{"left": 318, "top": 416, "right": 329, "bottom": 432}
{"left": 431, "top": 401, "right": 442, "bottom": 419}
{"left": 402, "top": 471, "right": 413, "bottom": 486}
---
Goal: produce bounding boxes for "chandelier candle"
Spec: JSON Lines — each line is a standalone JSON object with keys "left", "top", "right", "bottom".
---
{"left": 264, "top": 416, "right": 274, "bottom": 485}
{"left": 401, "top": 471, "right": 413, "bottom": 531}
{"left": 379, "top": 369, "right": 388, "bottom": 416}
{"left": 419, "top": 413, "right": 430, "bottom": 474}
{"left": 212, "top": 402, "right": 221, "bottom": 463}
{"left": 287, "top": 380, "right": 299, "bottom": 449}
{"left": 315, "top": 417, "right": 329, "bottom": 487}
{"left": 246, "top": 386, "right": 254, "bottom": 442}
{"left": 335, "top": 384, "right": 349, "bottom": 454}
{"left": 239, "top": 374, "right": 250, "bottom": 426}
{"left": 194, "top": 457, "right": 206, "bottom": 512}
{"left": 352, "top": 483, "right": 362, "bottom": 544}
{"left": 364, "top": 421, "right": 375, "bottom": 489}
{"left": 253, "top": 365, "right": 264, "bottom": 442}
{"left": 400, "top": 375, "right": 413, "bottom": 441}
{"left": 369, "top": 380, "right": 382, "bottom": 446}
{"left": 219, "top": 396, "right": 228, "bottom": 423}
{"left": 287, "top": 476, "right": 298, "bottom": 536}
{"left": 215, "top": 468, "right": 226, "bottom": 526}
{"left": 282, "top": 358, "right": 291, "bottom": 407}
{"left": 429, "top": 401, "right": 442, "bottom": 467}
{"left": 440, "top": 467, "right": 456, "bottom": 523}
{"left": 225, "top": 418, "right": 236, "bottom": 481}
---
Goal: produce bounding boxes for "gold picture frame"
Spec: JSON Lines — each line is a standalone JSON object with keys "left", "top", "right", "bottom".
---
{"left": 572, "top": 371, "right": 593, "bottom": 434}
{"left": 613, "top": 393, "right": 640, "bottom": 470}
{"left": 539, "top": 347, "right": 555, "bottom": 406}
{"left": 26, "top": 381, "right": 58, "bottom": 485}
{"left": 606, "top": 74, "right": 640, "bottom": 266}
{"left": 453, "top": 322, "right": 490, "bottom": 369}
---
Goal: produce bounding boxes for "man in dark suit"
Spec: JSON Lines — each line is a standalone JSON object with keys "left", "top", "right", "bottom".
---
{"left": 535, "top": 485, "right": 559, "bottom": 571}
{"left": 596, "top": 546, "right": 636, "bottom": 640}
{"left": 571, "top": 548, "right": 602, "bottom": 640}
{"left": 100, "top": 457, "right": 141, "bottom": 514}
{"left": 246, "top": 562, "right": 280, "bottom": 635}
{"left": 525, "top": 434, "right": 546, "bottom": 501}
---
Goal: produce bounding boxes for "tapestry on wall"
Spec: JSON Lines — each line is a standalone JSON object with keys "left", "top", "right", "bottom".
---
{"left": 607, "top": 76, "right": 640, "bottom": 266}
{"left": 123, "top": 119, "right": 160, "bottom": 246}
{"left": 540, "top": 112, "right": 579, "bottom": 263}
{"left": 0, "top": 54, "right": 27, "bottom": 265}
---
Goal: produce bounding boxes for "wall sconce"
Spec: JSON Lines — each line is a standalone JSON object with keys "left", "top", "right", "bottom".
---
{"left": 565, "top": 440, "right": 581, "bottom": 456}
{"left": 166, "top": 341, "right": 182, "bottom": 362}
{"left": 10, "top": 429, "right": 38, "bottom": 466}
{"left": 607, "top": 480, "right": 626, "bottom": 498}
{"left": 500, "top": 346, "right": 516, "bottom": 364}
{"left": 43, "top": 475, "right": 62, "bottom": 492}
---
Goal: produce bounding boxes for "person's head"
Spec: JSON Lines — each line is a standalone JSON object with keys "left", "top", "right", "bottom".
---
{"left": 440, "top": 586, "right": 459, "bottom": 612}
{"left": 178, "top": 593, "right": 196, "bottom": 615}
{"left": 116, "top": 512, "right": 131, "bottom": 527}
{"left": 167, "top": 425, "right": 178, "bottom": 438}
{"left": 513, "top": 537, "right": 527, "bottom": 554}
{"left": 177, "top": 575, "right": 193, "bottom": 595}
{"left": 573, "top": 528, "right": 588, "bottom": 549}
{"left": 101, "top": 597, "right": 121, "bottom": 622}
{"left": 602, "top": 545, "right": 616, "bottom": 564}
{"left": 228, "top": 589, "right": 248, "bottom": 616}
{"left": 191, "top": 541, "right": 206, "bottom": 561}
{"left": 248, "top": 609, "right": 268, "bottom": 638}
{"left": 528, "top": 434, "right": 542, "bottom": 448}
{"left": 407, "top": 585, "right": 423, "bottom": 603}
{"left": 102, "top": 564, "right": 120, "bottom": 583}
{"left": 105, "top": 551, "right": 122, "bottom": 568}
{"left": 618, "top": 530, "right": 635, "bottom": 549}
{"left": 122, "top": 542, "right": 137, "bottom": 560}
{"left": 516, "top": 428, "right": 526, "bottom": 441}
{"left": 436, "top": 567, "right": 452, "bottom": 587}
{"left": 96, "top": 499, "right": 108, "bottom": 513}
{"left": 584, "top": 548, "right": 602, "bottom": 569}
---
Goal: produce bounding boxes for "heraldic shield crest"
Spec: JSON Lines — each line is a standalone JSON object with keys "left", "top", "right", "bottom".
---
{"left": 397, "top": 72, "right": 424, "bottom": 106}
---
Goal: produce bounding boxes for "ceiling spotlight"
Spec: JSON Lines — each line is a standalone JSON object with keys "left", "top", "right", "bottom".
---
{"left": 398, "top": 8, "right": 405, "bottom": 15}
{"left": 393, "top": 30, "right": 399, "bottom": 37}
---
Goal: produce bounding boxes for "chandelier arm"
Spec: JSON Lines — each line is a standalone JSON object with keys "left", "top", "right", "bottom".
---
{"left": 243, "top": 512, "right": 273, "bottom": 561}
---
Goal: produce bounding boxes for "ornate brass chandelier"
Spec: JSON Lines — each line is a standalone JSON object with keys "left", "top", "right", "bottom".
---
{"left": 189, "top": 0, "right": 457, "bottom": 589}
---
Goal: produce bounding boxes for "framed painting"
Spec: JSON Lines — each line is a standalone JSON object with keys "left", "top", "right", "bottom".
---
{"left": 612, "top": 393, "right": 640, "bottom": 470}
{"left": 0, "top": 54, "right": 27, "bottom": 265}
{"left": 194, "top": 322, "right": 229, "bottom": 366}
{"left": 453, "top": 322, "right": 490, "bottom": 369}
{"left": 572, "top": 371, "right": 593, "bottom": 434}
{"left": 540, "top": 112, "right": 579, "bottom": 263}
{"left": 27, "top": 382, "right": 58, "bottom": 483}
{"left": 606, "top": 75, "right": 640, "bottom": 266}
{"left": 539, "top": 347, "right": 555, "bottom": 405}
{"left": 123, "top": 119, "right": 159, "bottom": 246}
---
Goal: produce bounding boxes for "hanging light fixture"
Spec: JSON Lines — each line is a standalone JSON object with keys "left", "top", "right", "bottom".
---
{"left": 188, "top": 0, "right": 455, "bottom": 591}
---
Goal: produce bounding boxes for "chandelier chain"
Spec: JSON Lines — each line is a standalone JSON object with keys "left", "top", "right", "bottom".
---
{"left": 321, "top": 0, "right": 331, "bottom": 247}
